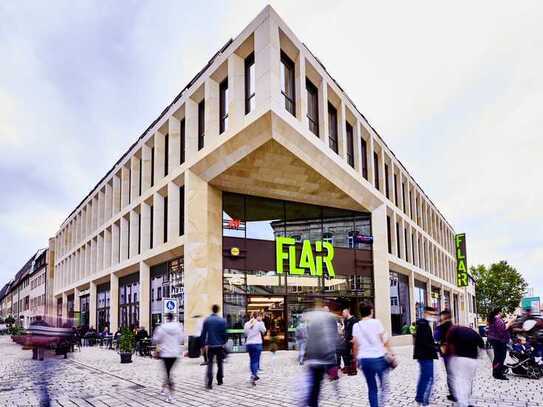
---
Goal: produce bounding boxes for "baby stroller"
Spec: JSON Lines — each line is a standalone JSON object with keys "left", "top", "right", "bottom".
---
{"left": 506, "top": 319, "right": 543, "bottom": 380}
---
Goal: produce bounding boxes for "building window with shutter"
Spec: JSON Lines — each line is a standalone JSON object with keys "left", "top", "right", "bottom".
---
{"left": 280, "top": 51, "right": 295, "bottom": 116}
{"left": 306, "top": 78, "right": 319, "bottom": 136}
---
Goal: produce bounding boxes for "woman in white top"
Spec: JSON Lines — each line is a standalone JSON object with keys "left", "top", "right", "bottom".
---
{"left": 352, "top": 303, "right": 394, "bottom": 407}
{"left": 244, "top": 312, "right": 266, "bottom": 385}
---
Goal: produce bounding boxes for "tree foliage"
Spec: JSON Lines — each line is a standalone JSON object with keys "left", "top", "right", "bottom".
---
{"left": 471, "top": 261, "right": 528, "bottom": 318}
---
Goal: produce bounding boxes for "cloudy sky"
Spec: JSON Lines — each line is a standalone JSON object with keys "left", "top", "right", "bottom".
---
{"left": 0, "top": 1, "right": 541, "bottom": 296}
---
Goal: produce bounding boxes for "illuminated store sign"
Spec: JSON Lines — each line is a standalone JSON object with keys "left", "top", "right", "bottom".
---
{"left": 275, "top": 237, "right": 335, "bottom": 277}
{"left": 455, "top": 233, "right": 468, "bottom": 287}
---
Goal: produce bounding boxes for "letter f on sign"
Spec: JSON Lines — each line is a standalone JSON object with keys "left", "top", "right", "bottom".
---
{"left": 276, "top": 236, "right": 294, "bottom": 273}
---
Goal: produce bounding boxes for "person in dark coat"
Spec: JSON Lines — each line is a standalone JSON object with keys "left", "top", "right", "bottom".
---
{"left": 342, "top": 308, "right": 358, "bottom": 375}
{"left": 200, "top": 304, "right": 227, "bottom": 389}
{"left": 413, "top": 306, "right": 438, "bottom": 406}
{"left": 435, "top": 310, "right": 454, "bottom": 401}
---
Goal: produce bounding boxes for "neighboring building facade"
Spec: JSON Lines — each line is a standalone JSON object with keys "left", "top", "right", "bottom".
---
{"left": 52, "top": 6, "right": 469, "bottom": 345}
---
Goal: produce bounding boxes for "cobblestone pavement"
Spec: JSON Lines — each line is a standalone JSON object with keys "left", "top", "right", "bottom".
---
{"left": 1, "top": 336, "right": 542, "bottom": 407}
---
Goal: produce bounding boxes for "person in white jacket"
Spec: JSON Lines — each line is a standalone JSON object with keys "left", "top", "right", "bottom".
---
{"left": 244, "top": 312, "right": 266, "bottom": 385}
{"left": 153, "top": 313, "right": 184, "bottom": 402}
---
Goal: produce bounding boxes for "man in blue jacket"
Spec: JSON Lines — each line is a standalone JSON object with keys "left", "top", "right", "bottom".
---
{"left": 200, "top": 304, "right": 227, "bottom": 389}
{"left": 414, "top": 306, "right": 438, "bottom": 406}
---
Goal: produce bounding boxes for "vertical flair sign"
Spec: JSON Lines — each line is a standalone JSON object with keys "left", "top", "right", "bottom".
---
{"left": 455, "top": 233, "right": 468, "bottom": 287}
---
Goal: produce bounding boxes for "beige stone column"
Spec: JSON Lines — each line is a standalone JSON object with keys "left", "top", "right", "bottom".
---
{"left": 129, "top": 210, "right": 139, "bottom": 258}
{"left": 168, "top": 116, "right": 180, "bottom": 174}
{"left": 97, "top": 233, "right": 104, "bottom": 272}
{"left": 139, "top": 261, "right": 150, "bottom": 332}
{"left": 110, "top": 274, "right": 119, "bottom": 332}
{"left": 227, "top": 53, "right": 244, "bottom": 130}
{"left": 104, "top": 228, "right": 112, "bottom": 269}
{"left": 153, "top": 193, "right": 165, "bottom": 248}
{"left": 141, "top": 202, "right": 151, "bottom": 252}
{"left": 113, "top": 173, "right": 121, "bottom": 214}
{"left": 62, "top": 292, "right": 68, "bottom": 321}
{"left": 184, "top": 170, "right": 223, "bottom": 335}
{"left": 167, "top": 182, "right": 180, "bottom": 241}
{"left": 185, "top": 99, "right": 199, "bottom": 156}
{"left": 154, "top": 131, "right": 165, "bottom": 181}
{"left": 89, "top": 281, "right": 97, "bottom": 329}
{"left": 105, "top": 181, "right": 113, "bottom": 220}
{"left": 130, "top": 155, "right": 141, "bottom": 200}
{"left": 338, "top": 100, "right": 347, "bottom": 160}
{"left": 121, "top": 165, "right": 130, "bottom": 207}
{"left": 141, "top": 144, "right": 152, "bottom": 192}
{"left": 372, "top": 204, "right": 392, "bottom": 333}
{"left": 120, "top": 216, "right": 129, "bottom": 262}
{"left": 353, "top": 120, "right": 362, "bottom": 174}
{"left": 111, "top": 222, "right": 120, "bottom": 265}
{"left": 295, "top": 51, "right": 307, "bottom": 127}
{"left": 73, "top": 287, "right": 81, "bottom": 323}
{"left": 98, "top": 189, "right": 104, "bottom": 226}
{"left": 368, "top": 135, "right": 376, "bottom": 189}
{"left": 254, "top": 11, "right": 281, "bottom": 114}
{"left": 318, "top": 79, "right": 328, "bottom": 144}
{"left": 391, "top": 212, "right": 398, "bottom": 257}
{"left": 204, "top": 78, "right": 220, "bottom": 142}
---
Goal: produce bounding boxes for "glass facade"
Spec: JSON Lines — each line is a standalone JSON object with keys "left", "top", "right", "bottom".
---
{"left": 222, "top": 193, "right": 373, "bottom": 351}
{"left": 390, "top": 271, "right": 411, "bottom": 335}
{"left": 414, "top": 280, "right": 427, "bottom": 320}
{"left": 119, "top": 273, "right": 139, "bottom": 329}
{"left": 97, "top": 283, "right": 110, "bottom": 332}
{"left": 80, "top": 294, "right": 90, "bottom": 328}
{"left": 150, "top": 257, "right": 184, "bottom": 332}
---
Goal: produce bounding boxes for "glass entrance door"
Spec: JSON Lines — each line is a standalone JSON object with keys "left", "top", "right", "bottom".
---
{"left": 247, "top": 296, "right": 286, "bottom": 351}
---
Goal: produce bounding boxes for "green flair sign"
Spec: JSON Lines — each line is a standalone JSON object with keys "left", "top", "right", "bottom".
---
{"left": 275, "top": 237, "right": 335, "bottom": 277}
{"left": 455, "top": 233, "right": 468, "bottom": 287}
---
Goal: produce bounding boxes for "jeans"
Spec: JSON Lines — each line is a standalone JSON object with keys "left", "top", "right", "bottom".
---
{"left": 489, "top": 339, "right": 507, "bottom": 377}
{"left": 246, "top": 343, "right": 263, "bottom": 377}
{"left": 442, "top": 356, "right": 454, "bottom": 397}
{"left": 306, "top": 365, "right": 327, "bottom": 407}
{"left": 449, "top": 356, "right": 478, "bottom": 407}
{"left": 206, "top": 346, "right": 224, "bottom": 386}
{"left": 359, "top": 357, "right": 390, "bottom": 407}
{"left": 296, "top": 340, "right": 306, "bottom": 364}
{"left": 416, "top": 359, "right": 434, "bottom": 405}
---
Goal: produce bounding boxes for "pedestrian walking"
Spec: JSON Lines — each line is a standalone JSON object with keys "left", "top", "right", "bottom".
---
{"left": 413, "top": 306, "right": 438, "bottom": 406}
{"left": 446, "top": 325, "right": 484, "bottom": 407}
{"left": 200, "top": 304, "right": 227, "bottom": 389}
{"left": 295, "top": 316, "right": 307, "bottom": 365}
{"left": 304, "top": 305, "right": 337, "bottom": 407}
{"left": 244, "top": 312, "right": 266, "bottom": 385}
{"left": 352, "top": 302, "right": 394, "bottom": 407}
{"left": 486, "top": 308, "right": 512, "bottom": 380}
{"left": 435, "top": 309, "right": 454, "bottom": 401}
{"left": 152, "top": 313, "right": 184, "bottom": 403}
{"left": 193, "top": 314, "right": 208, "bottom": 365}
{"left": 342, "top": 307, "right": 358, "bottom": 375}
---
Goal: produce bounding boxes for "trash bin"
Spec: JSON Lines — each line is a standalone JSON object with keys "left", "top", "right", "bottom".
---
{"left": 188, "top": 335, "right": 201, "bottom": 358}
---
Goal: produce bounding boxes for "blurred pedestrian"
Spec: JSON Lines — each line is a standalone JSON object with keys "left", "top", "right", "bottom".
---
{"left": 446, "top": 325, "right": 484, "bottom": 407}
{"left": 435, "top": 310, "right": 454, "bottom": 401}
{"left": 244, "top": 312, "right": 266, "bottom": 385}
{"left": 295, "top": 316, "right": 307, "bottom": 365}
{"left": 201, "top": 304, "right": 227, "bottom": 389}
{"left": 487, "top": 308, "right": 512, "bottom": 380}
{"left": 352, "top": 302, "right": 393, "bottom": 407}
{"left": 304, "top": 305, "right": 337, "bottom": 407}
{"left": 152, "top": 313, "right": 184, "bottom": 403}
{"left": 342, "top": 307, "right": 358, "bottom": 375}
{"left": 414, "top": 306, "right": 438, "bottom": 406}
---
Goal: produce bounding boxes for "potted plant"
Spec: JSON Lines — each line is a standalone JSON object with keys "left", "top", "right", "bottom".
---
{"left": 119, "top": 327, "right": 135, "bottom": 364}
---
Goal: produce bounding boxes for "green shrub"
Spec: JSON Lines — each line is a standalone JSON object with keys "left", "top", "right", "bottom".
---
{"left": 119, "top": 327, "right": 135, "bottom": 353}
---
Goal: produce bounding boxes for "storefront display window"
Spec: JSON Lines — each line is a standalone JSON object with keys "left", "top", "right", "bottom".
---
{"left": 150, "top": 257, "right": 184, "bottom": 332}
{"left": 80, "top": 294, "right": 90, "bottom": 328}
{"left": 443, "top": 290, "right": 451, "bottom": 312}
{"left": 222, "top": 193, "right": 373, "bottom": 351}
{"left": 390, "top": 271, "right": 411, "bottom": 335}
{"left": 431, "top": 286, "right": 441, "bottom": 313}
{"left": 97, "top": 283, "right": 110, "bottom": 332}
{"left": 414, "top": 280, "right": 427, "bottom": 321}
{"left": 119, "top": 274, "right": 139, "bottom": 329}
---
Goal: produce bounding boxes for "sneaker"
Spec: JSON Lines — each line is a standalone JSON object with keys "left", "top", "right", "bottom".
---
{"left": 254, "top": 375, "right": 260, "bottom": 381}
{"left": 217, "top": 380, "right": 223, "bottom": 386}
{"left": 250, "top": 376, "right": 256, "bottom": 386}
{"left": 447, "top": 395, "right": 457, "bottom": 402}
{"left": 166, "top": 395, "right": 174, "bottom": 403}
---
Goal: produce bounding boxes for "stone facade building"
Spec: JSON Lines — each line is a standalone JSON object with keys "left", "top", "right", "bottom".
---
{"left": 50, "top": 6, "right": 471, "bottom": 346}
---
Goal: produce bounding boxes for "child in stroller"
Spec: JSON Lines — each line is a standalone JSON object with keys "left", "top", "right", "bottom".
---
{"left": 507, "top": 318, "right": 543, "bottom": 379}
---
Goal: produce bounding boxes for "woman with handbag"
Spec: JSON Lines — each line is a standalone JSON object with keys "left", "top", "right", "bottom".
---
{"left": 352, "top": 302, "right": 396, "bottom": 407}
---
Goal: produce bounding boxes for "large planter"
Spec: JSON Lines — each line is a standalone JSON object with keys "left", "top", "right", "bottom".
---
{"left": 120, "top": 352, "right": 133, "bottom": 364}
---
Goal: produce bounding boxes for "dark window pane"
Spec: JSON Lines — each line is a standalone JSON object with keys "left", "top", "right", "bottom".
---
{"left": 179, "top": 186, "right": 184, "bottom": 236}
{"left": 328, "top": 103, "right": 338, "bottom": 154}
{"left": 244, "top": 53, "right": 255, "bottom": 114}
{"left": 385, "top": 164, "right": 390, "bottom": 199}
{"left": 180, "top": 119, "right": 186, "bottom": 164}
{"left": 306, "top": 78, "right": 319, "bottom": 136}
{"left": 280, "top": 51, "right": 295, "bottom": 116}
{"left": 373, "top": 152, "right": 380, "bottom": 190}
{"left": 346, "top": 122, "right": 354, "bottom": 168}
{"left": 361, "top": 138, "right": 368, "bottom": 180}
{"left": 219, "top": 78, "right": 229, "bottom": 134}
{"left": 198, "top": 100, "right": 205, "bottom": 151}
